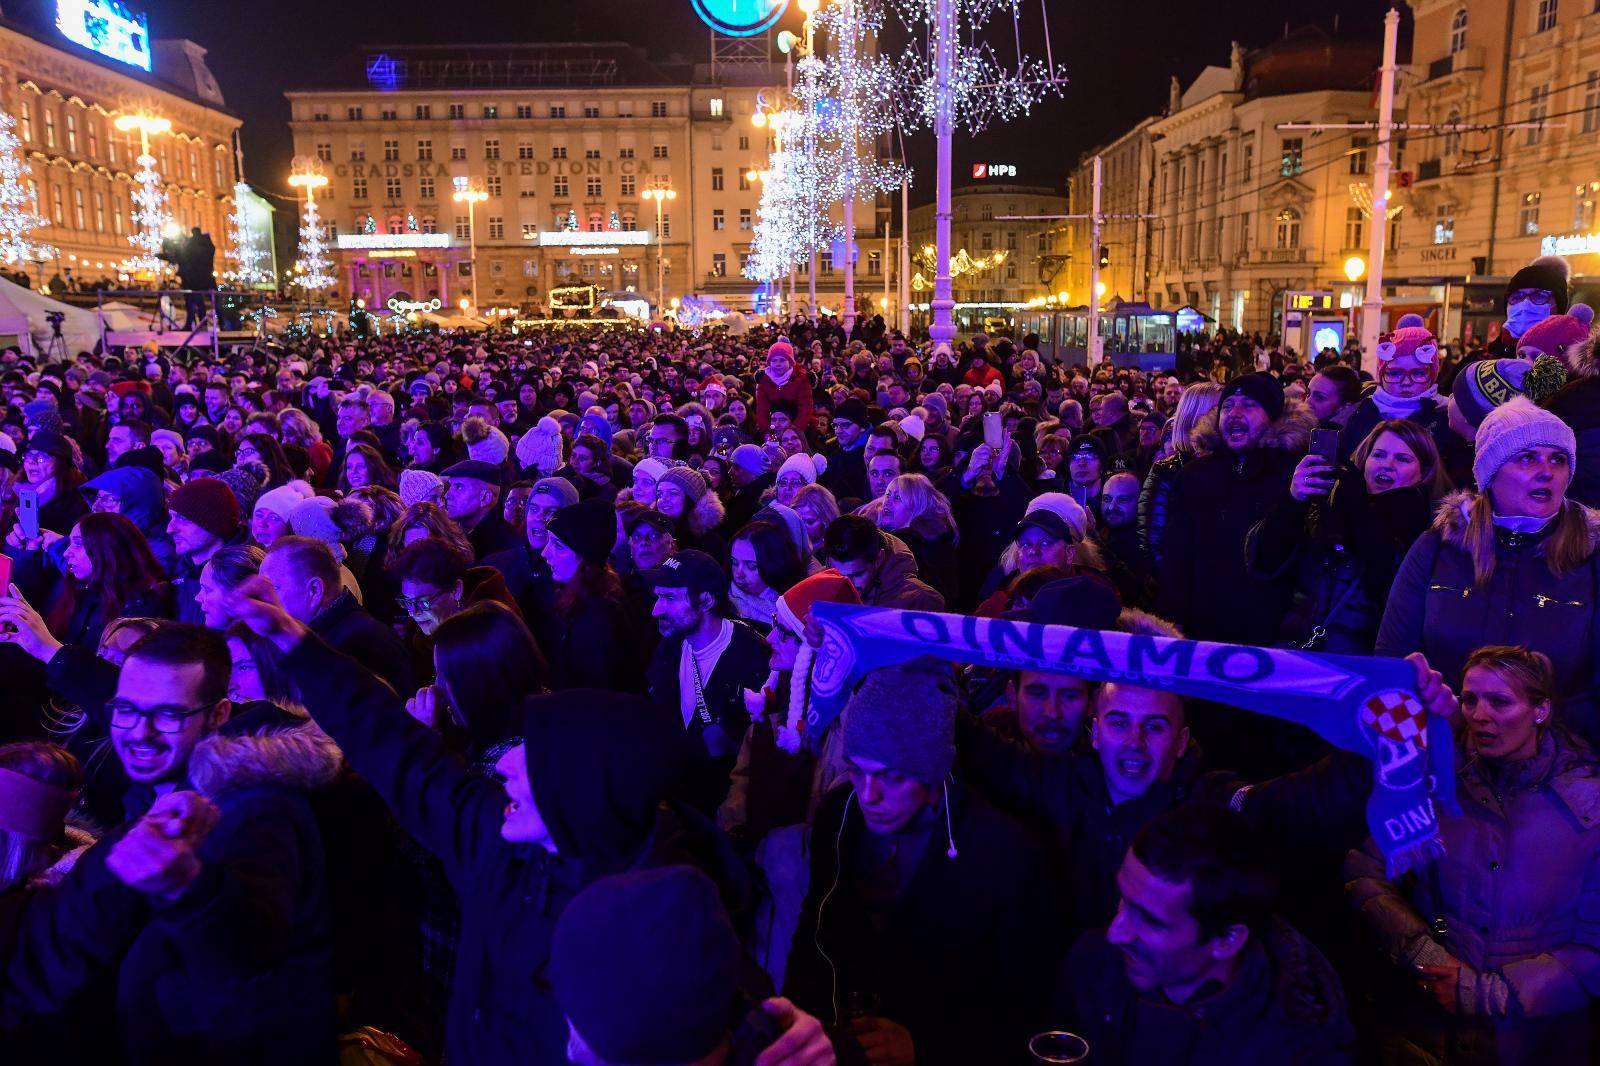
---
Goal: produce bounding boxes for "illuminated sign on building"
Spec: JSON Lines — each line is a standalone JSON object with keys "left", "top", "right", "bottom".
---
{"left": 1285, "top": 291, "right": 1335, "bottom": 312}
{"left": 56, "top": 0, "right": 151, "bottom": 71}
{"left": 387, "top": 297, "right": 443, "bottom": 313}
{"left": 551, "top": 284, "right": 601, "bottom": 311}
{"left": 570, "top": 246, "right": 622, "bottom": 256}
{"left": 336, "top": 233, "right": 454, "bottom": 251}
{"left": 690, "top": 0, "right": 789, "bottom": 37}
{"left": 972, "top": 163, "right": 1018, "bottom": 179}
{"left": 534, "top": 231, "right": 652, "bottom": 247}
{"left": 1541, "top": 232, "right": 1600, "bottom": 257}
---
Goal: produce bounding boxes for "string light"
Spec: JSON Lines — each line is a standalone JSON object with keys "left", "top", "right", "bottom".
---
{"left": 911, "top": 246, "right": 1008, "bottom": 290}
{"left": 0, "top": 109, "right": 51, "bottom": 265}
{"left": 225, "top": 182, "right": 273, "bottom": 289}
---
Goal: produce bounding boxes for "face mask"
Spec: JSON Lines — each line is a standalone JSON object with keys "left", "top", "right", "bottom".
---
{"left": 1505, "top": 299, "right": 1552, "bottom": 337}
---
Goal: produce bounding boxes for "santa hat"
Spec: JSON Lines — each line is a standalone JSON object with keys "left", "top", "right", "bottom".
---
{"left": 1516, "top": 303, "right": 1594, "bottom": 370}
{"left": 1374, "top": 313, "right": 1441, "bottom": 386}
{"left": 767, "top": 569, "right": 861, "bottom": 753}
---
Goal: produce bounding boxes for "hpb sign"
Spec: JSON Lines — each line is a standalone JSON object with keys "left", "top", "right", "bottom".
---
{"left": 691, "top": 0, "right": 790, "bottom": 36}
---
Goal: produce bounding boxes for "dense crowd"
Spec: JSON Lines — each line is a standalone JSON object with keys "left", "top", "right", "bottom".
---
{"left": 0, "top": 252, "right": 1596, "bottom": 1066}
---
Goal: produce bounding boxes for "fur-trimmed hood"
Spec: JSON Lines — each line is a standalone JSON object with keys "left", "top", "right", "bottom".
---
{"left": 1192, "top": 404, "right": 1315, "bottom": 454}
{"left": 685, "top": 484, "right": 727, "bottom": 537}
{"left": 1430, "top": 488, "right": 1600, "bottom": 551}
{"left": 187, "top": 721, "right": 343, "bottom": 799}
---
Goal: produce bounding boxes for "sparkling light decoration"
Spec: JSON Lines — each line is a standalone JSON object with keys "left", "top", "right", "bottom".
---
{"left": 225, "top": 182, "right": 273, "bottom": 289}
{"left": 125, "top": 147, "right": 170, "bottom": 275}
{"left": 910, "top": 245, "right": 1007, "bottom": 290}
{"left": 295, "top": 198, "right": 334, "bottom": 291}
{"left": 0, "top": 108, "right": 51, "bottom": 265}
{"left": 1349, "top": 182, "right": 1404, "bottom": 221}
{"left": 885, "top": 0, "right": 1064, "bottom": 135}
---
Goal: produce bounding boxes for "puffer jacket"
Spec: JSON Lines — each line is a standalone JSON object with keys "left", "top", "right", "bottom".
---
{"left": 1056, "top": 918, "right": 1355, "bottom": 1066}
{"left": 1246, "top": 468, "right": 1432, "bottom": 654}
{"left": 1345, "top": 728, "right": 1600, "bottom": 1065}
{"left": 754, "top": 368, "right": 813, "bottom": 434}
{"left": 1375, "top": 491, "right": 1600, "bottom": 749}
{"left": 1137, "top": 450, "right": 1194, "bottom": 568}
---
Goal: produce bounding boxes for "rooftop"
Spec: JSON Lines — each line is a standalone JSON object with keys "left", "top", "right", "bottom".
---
{"left": 293, "top": 42, "right": 705, "bottom": 94}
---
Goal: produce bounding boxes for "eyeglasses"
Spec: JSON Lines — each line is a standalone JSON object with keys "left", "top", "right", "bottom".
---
{"left": 108, "top": 698, "right": 221, "bottom": 734}
{"left": 1381, "top": 367, "right": 1434, "bottom": 385}
{"left": 397, "top": 588, "right": 452, "bottom": 614}
{"left": 1508, "top": 289, "right": 1556, "bottom": 307}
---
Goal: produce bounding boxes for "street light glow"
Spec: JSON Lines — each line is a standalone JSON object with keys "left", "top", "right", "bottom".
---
{"left": 114, "top": 114, "right": 172, "bottom": 136}
{"left": 1344, "top": 255, "right": 1367, "bottom": 282}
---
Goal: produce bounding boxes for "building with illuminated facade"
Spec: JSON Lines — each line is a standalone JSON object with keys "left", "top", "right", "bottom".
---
{"left": 285, "top": 42, "right": 886, "bottom": 316}
{"left": 0, "top": 5, "right": 238, "bottom": 285}
{"left": 905, "top": 179, "right": 1068, "bottom": 314}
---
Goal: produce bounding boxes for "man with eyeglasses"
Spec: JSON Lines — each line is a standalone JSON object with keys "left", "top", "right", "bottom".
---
{"left": 646, "top": 413, "right": 689, "bottom": 461}
{"left": 1489, "top": 254, "right": 1570, "bottom": 358}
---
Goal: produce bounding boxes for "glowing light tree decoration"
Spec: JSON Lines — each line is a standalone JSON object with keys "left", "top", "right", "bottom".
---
{"left": 0, "top": 108, "right": 51, "bottom": 265}
{"left": 225, "top": 183, "right": 273, "bottom": 289}
{"left": 114, "top": 113, "right": 173, "bottom": 276}
{"left": 288, "top": 156, "right": 334, "bottom": 294}
{"left": 886, "top": 0, "right": 1064, "bottom": 352}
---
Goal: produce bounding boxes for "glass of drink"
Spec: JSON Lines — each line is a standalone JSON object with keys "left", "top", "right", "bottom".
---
{"left": 1028, "top": 1031, "right": 1090, "bottom": 1064}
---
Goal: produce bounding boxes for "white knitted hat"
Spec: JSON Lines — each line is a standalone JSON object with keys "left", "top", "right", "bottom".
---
{"left": 1473, "top": 395, "right": 1577, "bottom": 490}
{"left": 254, "top": 479, "right": 315, "bottom": 523}
{"left": 398, "top": 468, "right": 443, "bottom": 509}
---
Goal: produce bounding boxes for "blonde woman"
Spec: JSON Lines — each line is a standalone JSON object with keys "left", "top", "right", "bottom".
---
{"left": 791, "top": 483, "right": 840, "bottom": 562}
{"left": 1138, "top": 381, "right": 1223, "bottom": 568}
{"left": 875, "top": 473, "right": 959, "bottom": 603}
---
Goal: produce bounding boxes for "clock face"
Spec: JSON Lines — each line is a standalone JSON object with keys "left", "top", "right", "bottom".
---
{"left": 690, "top": 0, "right": 790, "bottom": 37}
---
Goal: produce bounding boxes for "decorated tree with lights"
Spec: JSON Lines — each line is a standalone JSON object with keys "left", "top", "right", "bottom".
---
{"left": 0, "top": 109, "right": 51, "bottom": 266}
{"left": 225, "top": 182, "right": 273, "bottom": 289}
{"left": 125, "top": 144, "right": 171, "bottom": 275}
{"left": 295, "top": 197, "right": 334, "bottom": 292}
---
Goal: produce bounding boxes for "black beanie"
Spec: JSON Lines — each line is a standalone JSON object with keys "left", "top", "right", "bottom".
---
{"left": 551, "top": 865, "right": 738, "bottom": 1064}
{"left": 1219, "top": 373, "right": 1285, "bottom": 421}
{"left": 1507, "top": 255, "right": 1572, "bottom": 313}
{"left": 545, "top": 496, "right": 616, "bottom": 565}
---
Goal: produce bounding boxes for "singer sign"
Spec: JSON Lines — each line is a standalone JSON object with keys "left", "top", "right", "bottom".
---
{"left": 972, "top": 163, "right": 1018, "bottom": 179}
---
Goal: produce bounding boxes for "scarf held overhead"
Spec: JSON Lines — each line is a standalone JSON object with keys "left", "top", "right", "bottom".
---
{"left": 808, "top": 603, "right": 1459, "bottom": 876}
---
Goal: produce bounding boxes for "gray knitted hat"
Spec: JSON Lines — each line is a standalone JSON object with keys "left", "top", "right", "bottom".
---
{"left": 842, "top": 657, "right": 958, "bottom": 785}
{"left": 1473, "top": 396, "right": 1576, "bottom": 491}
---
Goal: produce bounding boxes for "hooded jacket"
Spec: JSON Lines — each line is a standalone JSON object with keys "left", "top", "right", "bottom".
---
{"left": 79, "top": 466, "right": 179, "bottom": 575}
{"left": 857, "top": 531, "right": 945, "bottom": 611}
{"left": 754, "top": 366, "right": 814, "bottom": 434}
{"left": 1156, "top": 408, "right": 1312, "bottom": 646}
{"left": 276, "top": 636, "right": 739, "bottom": 1066}
{"left": 1056, "top": 918, "right": 1355, "bottom": 1066}
{"left": 3, "top": 724, "right": 343, "bottom": 1066}
{"left": 1346, "top": 727, "right": 1600, "bottom": 1065}
{"left": 1375, "top": 491, "right": 1600, "bottom": 748}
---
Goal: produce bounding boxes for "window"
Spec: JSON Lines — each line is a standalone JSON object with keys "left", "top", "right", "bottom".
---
{"left": 552, "top": 145, "right": 568, "bottom": 159}
{"left": 585, "top": 148, "right": 600, "bottom": 160}
{"left": 660, "top": 213, "right": 671, "bottom": 238}
{"left": 1279, "top": 138, "right": 1303, "bottom": 177}
{"left": 312, "top": 108, "right": 329, "bottom": 122}
{"left": 712, "top": 208, "right": 725, "bottom": 231}
{"left": 587, "top": 212, "right": 604, "bottom": 232}
{"left": 49, "top": 184, "right": 61, "bottom": 223}
{"left": 43, "top": 109, "right": 54, "bottom": 148}
{"left": 653, "top": 144, "right": 669, "bottom": 159}
{"left": 619, "top": 146, "right": 635, "bottom": 159}
{"left": 72, "top": 188, "right": 84, "bottom": 229}
{"left": 1527, "top": 84, "right": 1549, "bottom": 145}
{"left": 586, "top": 177, "right": 602, "bottom": 198}
{"left": 1241, "top": 138, "right": 1253, "bottom": 185}
{"left": 1343, "top": 206, "right": 1365, "bottom": 249}
{"left": 485, "top": 138, "right": 500, "bottom": 160}
{"left": 738, "top": 134, "right": 749, "bottom": 150}
{"left": 488, "top": 216, "right": 504, "bottom": 239}
{"left": 381, "top": 107, "right": 397, "bottom": 121}
{"left": 1438, "top": 203, "right": 1459, "bottom": 244}
{"left": 18, "top": 103, "right": 31, "bottom": 143}
{"left": 93, "top": 191, "right": 104, "bottom": 231}
{"left": 739, "top": 207, "right": 751, "bottom": 230}
{"left": 1274, "top": 206, "right": 1300, "bottom": 249}
{"left": 518, "top": 142, "right": 534, "bottom": 160}
{"left": 550, "top": 105, "right": 567, "bottom": 118}
{"left": 1449, "top": 8, "right": 1468, "bottom": 54}
{"left": 416, "top": 105, "right": 432, "bottom": 120}
{"left": 584, "top": 105, "right": 600, "bottom": 118}
{"left": 981, "top": 231, "right": 994, "bottom": 250}
{"left": 1536, "top": 0, "right": 1557, "bottom": 32}
{"left": 620, "top": 174, "right": 636, "bottom": 196}
{"left": 315, "top": 141, "right": 332, "bottom": 162}
{"left": 1586, "top": 73, "right": 1600, "bottom": 134}
{"left": 483, "top": 105, "right": 498, "bottom": 119}
{"left": 1521, "top": 191, "right": 1542, "bottom": 234}
{"left": 486, "top": 175, "right": 502, "bottom": 197}
{"left": 515, "top": 104, "right": 532, "bottom": 119}
{"left": 347, "top": 106, "right": 364, "bottom": 121}
{"left": 352, "top": 177, "right": 368, "bottom": 199}
{"left": 383, "top": 139, "right": 399, "bottom": 161}
{"left": 417, "top": 139, "right": 433, "bottom": 161}
{"left": 1349, "top": 135, "right": 1368, "bottom": 175}
{"left": 65, "top": 113, "right": 77, "bottom": 152}
{"left": 449, "top": 103, "right": 465, "bottom": 120}
{"left": 621, "top": 212, "right": 637, "bottom": 231}
{"left": 386, "top": 215, "right": 404, "bottom": 235}
{"left": 522, "top": 222, "right": 538, "bottom": 240}
{"left": 385, "top": 177, "right": 402, "bottom": 201}
{"left": 419, "top": 176, "right": 435, "bottom": 199}
{"left": 455, "top": 217, "right": 470, "bottom": 239}
{"left": 112, "top": 194, "right": 123, "bottom": 234}
{"left": 738, "top": 171, "right": 751, "bottom": 191}
{"left": 712, "top": 253, "right": 727, "bottom": 276}
{"left": 350, "top": 142, "right": 366, "bottom": 162}
{"left": 1575, "top": 183, "right": 1599, "bottom": 230}
{"left": 617, "top": 100, "right": 634, "bottom": 118}
{"left": 554, "top": 176, "right": 569, "bottom": 197}
{"left": 711, "top": 167, "right": 724, "bottom": 191}
{"left": 709, "top": 97, "right": 724, "bottom": 117}
{"left": 981, "top": 203, "right": 994, "bottom": 221}
{"left": 421, "top": 216, "right": 437, "bottom": 233}
{"left": 1443, "top": 110, "right": 1463, "bottom": 154}
{"left": 651, "top": 101, "right": 668, "bottom": 117}
{"left": 450, "top": 146, "right": 466, "bottom": 161}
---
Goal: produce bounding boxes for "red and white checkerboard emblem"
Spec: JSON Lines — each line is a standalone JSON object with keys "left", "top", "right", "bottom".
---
{"left": 1361, "top": 690, "right": 1428, "bottom": 749}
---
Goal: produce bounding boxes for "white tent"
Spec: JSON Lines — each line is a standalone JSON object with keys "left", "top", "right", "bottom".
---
{"left": 98, "top": 300, "right": 150, "bottom": 332}
{"left": 0, "top": 276, "right": 101, "bottom": 355}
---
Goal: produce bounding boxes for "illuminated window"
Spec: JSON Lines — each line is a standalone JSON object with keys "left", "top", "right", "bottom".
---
{"left": 709, "top": 98, "right": 724, "bottom": 117}
{"left": 43, "top": 109, "right": 55, "bottom": 149}
{"left": 65, "top": 113, "right": 77, "bottom": 152}
{"left": 1274, "top": 206, "right": 1300, "bottom": 249}
{"left": 1521, "top": 191, "right": 1542, "bottom": 235}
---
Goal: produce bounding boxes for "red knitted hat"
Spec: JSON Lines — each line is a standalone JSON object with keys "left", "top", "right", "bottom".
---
{"left": 168, "top": 477, "right": 241, "bottom": 540}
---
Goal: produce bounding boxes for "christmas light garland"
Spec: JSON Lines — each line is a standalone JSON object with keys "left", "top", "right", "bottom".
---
{"left": 0, "top": 110, "right": 50, "bottom": 266}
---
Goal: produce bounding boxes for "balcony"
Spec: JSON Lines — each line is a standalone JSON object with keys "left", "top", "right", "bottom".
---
{"left": 1257, "top": 248, "right": 1307, "bottom": 264}
{"left": 1416, "top": 159, "right": 1442, "bottom": 182}
{"left": 1423, "top": 46, "right": 1484, "bottom": 83}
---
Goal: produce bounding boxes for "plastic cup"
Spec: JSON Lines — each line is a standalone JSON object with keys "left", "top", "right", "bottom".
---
{"left": 1028, "top": 1031, "right": 1090, "bottom": 1064}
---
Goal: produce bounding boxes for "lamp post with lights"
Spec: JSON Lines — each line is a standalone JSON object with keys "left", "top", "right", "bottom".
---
{"left": 114, "top": 113, "right": 173, "bottom": 278}
{"left": 642, "top": 185, "right": 677, "bottom": 315}
{"left": 288, "top": 157, "right": 333, "bottom": 295}
{"left": 452, "top": 180, "right": 488, "bottom": 313}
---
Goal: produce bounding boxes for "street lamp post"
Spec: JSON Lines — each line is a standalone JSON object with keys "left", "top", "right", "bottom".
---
{"left": 452, "top": 183, "right": 488, "bottom": 314}
{"left": 113, "top": 113, "right": 173, "bottom": 278}
{"left": 642, "top": 185, "right": 677, "bottom": 316}
{"left": 288, "top": 157, "right": 332, "bottom": 297}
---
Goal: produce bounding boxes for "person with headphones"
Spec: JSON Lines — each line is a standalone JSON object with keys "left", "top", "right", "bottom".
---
{"left": 782, "top": 659, "right": 1062, "bottom": 1066}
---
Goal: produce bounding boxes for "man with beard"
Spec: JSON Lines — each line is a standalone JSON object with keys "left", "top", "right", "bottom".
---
{"left": 1097, "top": 471, "right": 1153, "bottom": 608}
{"left": 643, "top": 549, "right": 770, "bottom": 813}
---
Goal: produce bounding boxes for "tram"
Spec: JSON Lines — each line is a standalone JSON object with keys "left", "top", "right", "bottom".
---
{"left": 1011, "top": 301, "right": 1178, "bottom": 371}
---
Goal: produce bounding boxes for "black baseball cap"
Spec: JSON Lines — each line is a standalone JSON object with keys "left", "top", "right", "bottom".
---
{"left": 642, "top": 549, "right": 725, "bottom": 596}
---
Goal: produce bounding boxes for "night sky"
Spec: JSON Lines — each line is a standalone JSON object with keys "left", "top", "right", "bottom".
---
{"left": 125, "top": 0, "right": 1397, "bottom": 209}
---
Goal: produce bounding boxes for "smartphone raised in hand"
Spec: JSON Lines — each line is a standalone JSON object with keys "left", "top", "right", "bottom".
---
{"left": 1309, "top": 428, "right": 1339, "bottom": 468}
{"left": 15, "top": 485, "right": 39, "bottom": 540}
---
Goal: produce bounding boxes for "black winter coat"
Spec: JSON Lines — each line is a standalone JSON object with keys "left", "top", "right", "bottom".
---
{"left": 1547, "top": 375, "right": 1600, "bottom": 508}
{"left": 545, "top": 591, "right": 640, "bottom": 691}
{"left": 1337, "top": 394, "right": 1447, "bottom": 462}
{"left": 783, "top": 782, "right": 1062, "bottom": 1065}
{"left": 1056, "top": 919, "right": 1355, "bottom": 1066}
{"left": 1138, "top": 450, "right": 1196, "bottom": 569}
{"left": 309, "top": 589, "right": 414, "bottom": 695}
